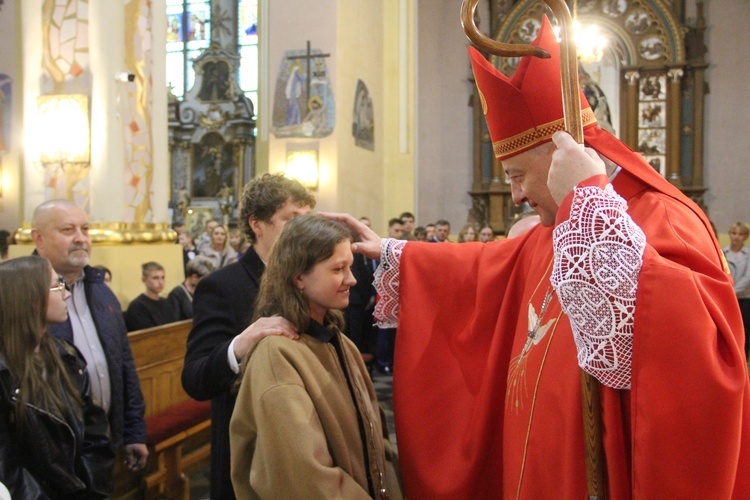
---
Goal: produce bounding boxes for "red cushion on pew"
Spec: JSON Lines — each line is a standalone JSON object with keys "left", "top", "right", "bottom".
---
{"left": 145, "top": 399, "right": 211, "bottom": 445}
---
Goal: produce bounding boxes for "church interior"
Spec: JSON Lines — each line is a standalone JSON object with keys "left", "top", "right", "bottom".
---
{"left": 0, "top": 0, "right": 748, "bottom": 304}
{"left": 1, "top": 0, "right": 749, "bottom": 497}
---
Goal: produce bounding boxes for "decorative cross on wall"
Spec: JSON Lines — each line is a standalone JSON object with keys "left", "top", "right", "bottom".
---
{"left": 286, "top": 41, "right": 331, "bottom": 110}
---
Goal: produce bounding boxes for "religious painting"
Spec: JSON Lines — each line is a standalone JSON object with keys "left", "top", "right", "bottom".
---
{"left": 185, "top": 206, "right": 215, "bottom": 241}
{"left": 639, "top": 101, "right": 664, "bottom": 127}
{"left": 271, "top": 45, "right": 335, "bottom": 138}
{"left": 637, "top": 73, "right": 667, "bottom": 177}
{"left": 198, "top": 60, "right": 231, "bottom": 101}
{"left": 166, "top": 12, "right": 182, "bottom": 43}
{"left": 602, "top": 0, "right": 627, "bottom": 18}
{"left": 640, "top": 75, "right": 666, "bottom": 101}
{"left": 639, "top": 36, "right": 667, "bottom": 61}
{"left": 579, "top": 65, "right": 615, "bottom": 135}
{"left": 352, "top": 80, "right": 374, "bottom": 151}
{"left": 517, "top": 18, "right": 541, "bottom": 43}
{"left": 626, "top": 9, "right": 652, "bottom": 35}
{"left": 186, "top": 2, "right": 209, "bottom": 41}
{"left": 642, "top": 155, "right": 666, "bottom": 176}
{"left": 637, "top": 128, "right": 665, "bottom": 155}
{"left": 192, "top": 132, "right": 235, "bottom": 199}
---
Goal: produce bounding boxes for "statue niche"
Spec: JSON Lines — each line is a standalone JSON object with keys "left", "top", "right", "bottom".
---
{"left": 168, "top": 42, "right": 255, "bottom": 225}
{"left": 198, "top": 61, "right": 231, "bottom": 102}
{"left": 192, "top": 133, "right": 234, "bottom": 198}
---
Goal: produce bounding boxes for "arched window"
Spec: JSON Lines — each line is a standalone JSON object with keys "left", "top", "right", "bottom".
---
{"left": 166, "top": 0, "right": 211, "bottom": 99}
{"left": 237, "top": 0, "right": 259, "bottom": 107}
{"left": 166, "top": 0, "right": 259, "bottom": 108}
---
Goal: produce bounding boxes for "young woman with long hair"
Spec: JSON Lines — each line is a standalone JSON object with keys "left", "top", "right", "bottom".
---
{"left": 230, "top": 215, "right": 402, "bottom": 499}
{"left": 0, "top": 256, "right": 114, "bottom": 498}
{"left": 457, "top": 223, "right": 478, "bottom": 243}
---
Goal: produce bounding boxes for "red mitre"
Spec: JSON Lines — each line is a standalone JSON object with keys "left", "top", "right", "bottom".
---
{"left": 469, "top": 15, "right": 597, "bottom": 160}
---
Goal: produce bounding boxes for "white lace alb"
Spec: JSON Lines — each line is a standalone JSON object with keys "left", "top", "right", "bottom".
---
{"left": 373, "top": 239, "right": 406, "bottom": 328}
{"left": 551, "top": 184, "right": 645, "bottom": 389}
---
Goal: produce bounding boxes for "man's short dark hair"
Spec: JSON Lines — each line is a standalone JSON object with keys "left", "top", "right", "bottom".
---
{"left": 239, "top": 173, "right": 316, "bottom": 244}
{"left": 400, "top": 212, "right": 415, "bottom": 221}
{"left": 435, "top": 219, "right": 451, "bottom": 228}
{"left": 388, "top": 218, "right": 404, "bottom": 228}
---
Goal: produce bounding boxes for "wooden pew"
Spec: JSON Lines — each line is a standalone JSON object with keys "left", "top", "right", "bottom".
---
{"left": 114, "top": 320, "right": 211, "bottom": 500}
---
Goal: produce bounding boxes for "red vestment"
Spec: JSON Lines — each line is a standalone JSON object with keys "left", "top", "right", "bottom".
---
{"left": 393, "top": 137, "right": 750, "bottom": 498}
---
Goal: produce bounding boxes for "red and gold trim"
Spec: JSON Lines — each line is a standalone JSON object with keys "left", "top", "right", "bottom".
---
{"left": 493, "top": 108, "right": 597, "bottom": 159}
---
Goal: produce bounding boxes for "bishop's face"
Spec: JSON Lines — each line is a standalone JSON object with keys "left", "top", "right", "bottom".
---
{"left": 502, "top": 142, "right": 559, "bottom": 227}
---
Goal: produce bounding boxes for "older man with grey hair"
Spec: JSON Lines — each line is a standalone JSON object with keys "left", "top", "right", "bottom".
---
{"left": 31, "top": 199, "right": 148, "bottom": 472}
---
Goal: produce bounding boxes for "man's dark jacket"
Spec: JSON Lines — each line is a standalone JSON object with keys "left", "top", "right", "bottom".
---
{"left": 182, "top": 247, "right": 263, "bottom": 500}
{"left": 48, "top": 265, "right": 147, "bottom": 448}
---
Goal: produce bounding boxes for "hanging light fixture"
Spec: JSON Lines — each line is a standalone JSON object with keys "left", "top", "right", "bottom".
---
{"left": 571, "top": 0, "right": 607, "bottom": 63}
{"left": 285, "top": 143, "right": 319, "bottom": 190}
{"left": 36, "top": 94, "right": 90, "bottom": 168}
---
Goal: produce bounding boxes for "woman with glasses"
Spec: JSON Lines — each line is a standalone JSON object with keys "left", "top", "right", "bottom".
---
{"left": 230, "top": 215, "right": 402, "bottom": 499}
{"left": 0, "top": 256, "right": 114, "bottom": 498}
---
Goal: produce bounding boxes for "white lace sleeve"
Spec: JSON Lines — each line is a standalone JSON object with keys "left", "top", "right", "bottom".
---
{"left": 373, "top": 238, "right": 407, "bottom": 328}
{"left": 551, "top": 183, "right": 646, "bottom": 389}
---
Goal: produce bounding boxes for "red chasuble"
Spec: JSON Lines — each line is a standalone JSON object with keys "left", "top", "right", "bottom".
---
{"left": 393, "top": 165, "right": 750, "bottom": 498}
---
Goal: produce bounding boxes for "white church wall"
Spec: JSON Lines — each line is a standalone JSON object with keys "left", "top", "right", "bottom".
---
{"left": 704, "top": 0, "right": 750, "bottom": 231}
{"left": 416, "top": 0, "right": 475, "bottom": 233}
{"left": 0, "top": 0, "right": 21, "bottom": 233}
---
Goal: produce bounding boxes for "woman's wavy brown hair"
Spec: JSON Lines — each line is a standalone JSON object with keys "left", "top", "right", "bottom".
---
{"left": 253, "top": 215, "right": 352, "bottom": 334}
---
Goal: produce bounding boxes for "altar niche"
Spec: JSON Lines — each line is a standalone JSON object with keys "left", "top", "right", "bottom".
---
{"left": 192, "top": 133, "right": 235, "bottom": 199}
{"left": 168, "top": 42, "right": 255, "bottom": 226}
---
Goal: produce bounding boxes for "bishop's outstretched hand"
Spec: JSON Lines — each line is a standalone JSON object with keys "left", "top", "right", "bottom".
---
{"left": 319, "top": 212, "right": 383, "bottom": 260}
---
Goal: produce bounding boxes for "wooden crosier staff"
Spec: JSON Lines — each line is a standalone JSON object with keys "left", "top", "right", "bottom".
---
{"left": 460, "top": 0, "right": 607, "bottom": 498}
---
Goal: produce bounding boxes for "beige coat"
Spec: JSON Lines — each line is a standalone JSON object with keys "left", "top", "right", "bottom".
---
{"left": 230, "top": 328, "right": 402, "bottom": 499}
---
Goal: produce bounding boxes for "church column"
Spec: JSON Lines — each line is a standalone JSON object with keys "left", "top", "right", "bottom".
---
{"left": 15, "top": 0, "right": 180, "bottom": 310}
{"left": 691, "top": 2, "right": 708, "bottom": 188}
{"left": 666, "top": 67, "right": 684, "bottom": 185}
{"left": 623, "top": 70, "right": 640, "bottom": 149}
{"left": 21, "top": 0, "right": 168, "bottom": 224}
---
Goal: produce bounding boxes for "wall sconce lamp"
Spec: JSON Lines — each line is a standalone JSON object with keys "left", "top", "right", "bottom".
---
{"left": 36, "top": 94, "right": 90, "bottom": 170}
{"left": 285, "top": 143, "right": 319, "bottom": 190}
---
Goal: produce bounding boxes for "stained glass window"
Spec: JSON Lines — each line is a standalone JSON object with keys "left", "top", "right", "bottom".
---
{"left": 166, "top": 0, "right": 211, "bottom": 99}
{"left": 237, "top": 0, "right": 259, "bottom": 108}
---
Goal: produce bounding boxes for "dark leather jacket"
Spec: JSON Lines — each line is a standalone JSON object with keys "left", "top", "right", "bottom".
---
{"left": 47, "top": 265, "right": 146, "bottom": 448}
{"left": 0, "top": 336, "right": 115, "bottom": 499}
